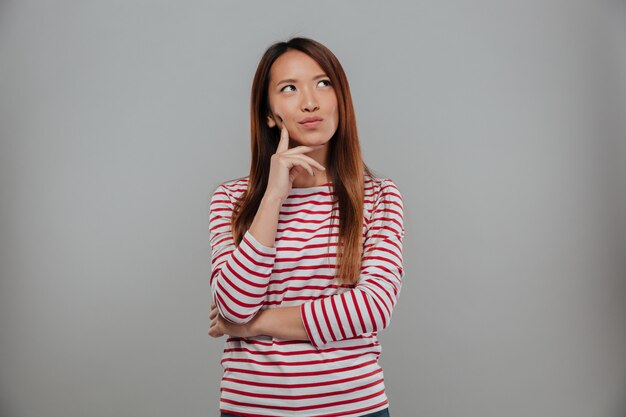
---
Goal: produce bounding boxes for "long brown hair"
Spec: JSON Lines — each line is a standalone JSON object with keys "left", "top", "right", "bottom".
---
{"left": 231, "top": 37, "right": 377, "bottom": 286}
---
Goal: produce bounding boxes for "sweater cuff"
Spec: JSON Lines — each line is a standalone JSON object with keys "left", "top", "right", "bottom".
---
{"left": 241, "top": 229, "right": 277, "bottom": 258}
{"left": 301, "top": 301, "right": 325, "bottom": 348}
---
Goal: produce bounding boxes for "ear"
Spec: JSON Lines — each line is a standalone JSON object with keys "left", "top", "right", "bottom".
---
{"left": 267, "top": 115, "right": 277, "bottom": 128}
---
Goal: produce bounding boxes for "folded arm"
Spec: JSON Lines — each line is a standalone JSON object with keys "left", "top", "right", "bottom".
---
{"left": 209, "top": 185, "right": 277, "bottom": 324}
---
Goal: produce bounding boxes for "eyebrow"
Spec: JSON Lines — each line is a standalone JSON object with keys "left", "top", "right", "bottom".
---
{"left": 276, "top": 74, "right": 328, "bottom": 87}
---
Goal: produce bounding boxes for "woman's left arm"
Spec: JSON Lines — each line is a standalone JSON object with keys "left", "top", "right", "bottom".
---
{"left": 298, "top": 180, "right": 405, "bottom": 348}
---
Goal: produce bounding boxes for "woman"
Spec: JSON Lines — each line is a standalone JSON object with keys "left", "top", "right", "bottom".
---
{"left": 208, "top": 37, "right": 404, "bottom": 417}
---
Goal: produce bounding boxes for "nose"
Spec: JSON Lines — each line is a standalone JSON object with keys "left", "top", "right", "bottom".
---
{"left": 300, "top": 86, "right": 319, "bottom": 112}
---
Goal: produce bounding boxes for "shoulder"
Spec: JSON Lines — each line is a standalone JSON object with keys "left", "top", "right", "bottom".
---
{"left": 210, "top": 176, "right": 250, "bottom": 203}
{"left": 363, "top": 175, "right": 405, "bottom": 238}
{"left": 364, "top": 174, "right": 403, "bottom": 207}
{"left": 363, "top": 175, "right": 403, "bottom": 232}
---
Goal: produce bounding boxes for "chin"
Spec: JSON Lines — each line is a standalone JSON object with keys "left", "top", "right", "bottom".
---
{"left": 295, "top": 132, "right": 333, "bottom": 145}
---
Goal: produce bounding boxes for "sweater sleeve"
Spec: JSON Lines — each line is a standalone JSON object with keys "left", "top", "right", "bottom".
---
{"left": 209, "top": 184, "right": 277, "bottom": 324}
{"left": 300, "top": 179, "right": 405, "bottom": 348}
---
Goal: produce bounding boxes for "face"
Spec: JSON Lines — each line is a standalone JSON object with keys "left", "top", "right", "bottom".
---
{"left": 266, "top": 49, "right": 339, "bottom": 146}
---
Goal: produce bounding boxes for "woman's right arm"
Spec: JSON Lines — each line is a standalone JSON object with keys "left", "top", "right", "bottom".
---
{"left": 209, "top": 114, "right": 325, "bottom": 324}
{"left": 208, "top": 185, "right": 278, "bottom": 325}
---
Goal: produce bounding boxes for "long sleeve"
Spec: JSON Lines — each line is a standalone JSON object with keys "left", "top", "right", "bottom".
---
{"left": 300, "top": 179, "right": 405, "bottom": 348}
{"left": 209, "top": 184, "right": 277, "bottom": 324}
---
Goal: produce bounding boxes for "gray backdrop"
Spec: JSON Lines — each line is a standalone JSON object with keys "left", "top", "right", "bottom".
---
{"left": 1, "top": 1, "right": 625, "bottom": 416}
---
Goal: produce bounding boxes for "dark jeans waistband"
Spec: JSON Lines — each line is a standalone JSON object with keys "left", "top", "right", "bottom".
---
{"left": 220, "top": 407, "right": 389, "bottom": 417}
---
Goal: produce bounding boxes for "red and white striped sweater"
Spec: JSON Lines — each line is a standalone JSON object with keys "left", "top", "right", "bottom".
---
{"left": 209, "top": 174, "right": 405, "bottom": 417}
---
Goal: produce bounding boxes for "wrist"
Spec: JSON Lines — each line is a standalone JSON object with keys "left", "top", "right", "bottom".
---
{"left": 261, "top": 193, "right": 284, "bottom": 207}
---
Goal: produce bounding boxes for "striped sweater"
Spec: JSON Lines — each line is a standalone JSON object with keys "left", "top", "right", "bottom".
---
{"left": 209, "top": 174, "right": 405, "bottom": 417}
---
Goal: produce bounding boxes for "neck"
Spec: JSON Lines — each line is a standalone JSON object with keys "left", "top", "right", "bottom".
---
{"left": 291, "top": 174, "right": 330, "bottom": 188}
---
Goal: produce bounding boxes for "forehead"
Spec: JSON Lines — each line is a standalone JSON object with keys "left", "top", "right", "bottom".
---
{"left": 269, "top": 50, "right": 325, "bottom": 80}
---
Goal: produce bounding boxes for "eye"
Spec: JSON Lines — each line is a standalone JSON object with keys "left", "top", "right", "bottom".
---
{"left": 279, "top": 79, "right": 332, "bottom": 93}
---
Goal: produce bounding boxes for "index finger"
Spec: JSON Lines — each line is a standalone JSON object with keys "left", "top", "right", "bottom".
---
{"left": 276, "top": 114, "right": 290, "bottom": 153}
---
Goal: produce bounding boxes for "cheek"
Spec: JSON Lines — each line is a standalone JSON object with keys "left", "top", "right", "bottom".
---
{"left": 268, "top": 95, "right": 286, "bottom": 114}
{"left": 330, "top": 98, "right": 339, "bottom": 119}
{"left": 271, "top": 102, "right": 292, "bottom": 119}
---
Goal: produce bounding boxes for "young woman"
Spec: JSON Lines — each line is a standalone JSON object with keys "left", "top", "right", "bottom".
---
{"left": 208, "top": 37, "right": 405, "bottom": 417}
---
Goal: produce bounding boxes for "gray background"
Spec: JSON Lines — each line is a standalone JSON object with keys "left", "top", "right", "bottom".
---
{"left": 1, "top": 1, "right": 625, "bottom": 416}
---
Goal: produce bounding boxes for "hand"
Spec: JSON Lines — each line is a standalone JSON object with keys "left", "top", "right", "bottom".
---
{"left": 208, "top": 301, "right": 256, "bottom": 339}
{"left": 265, "top": 114, "right": 326, "bottom": 202}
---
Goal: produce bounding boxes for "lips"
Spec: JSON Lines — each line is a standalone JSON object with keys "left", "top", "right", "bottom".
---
{"left": 299, "top": 117, "right": 323, "bottom": 124}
